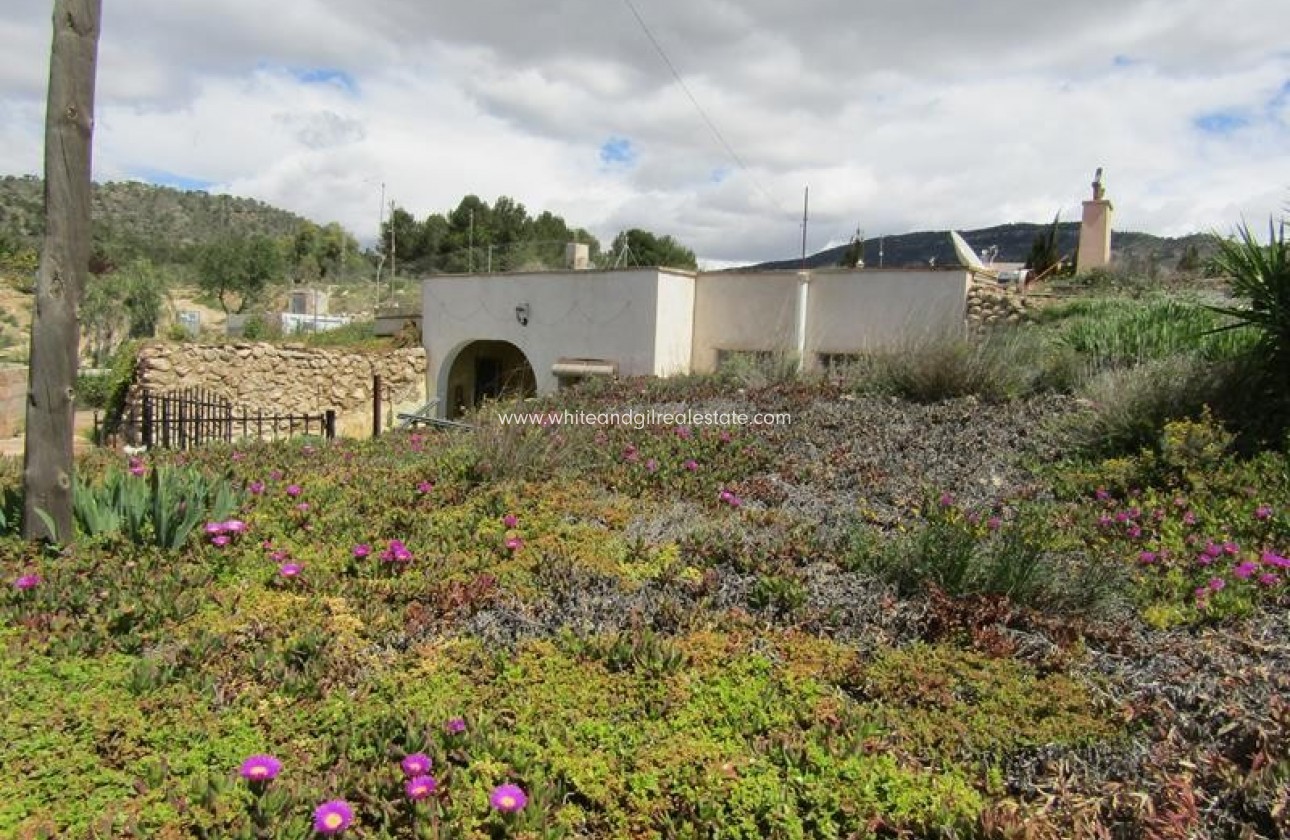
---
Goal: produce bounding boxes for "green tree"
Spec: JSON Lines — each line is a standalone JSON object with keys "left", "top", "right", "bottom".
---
{"left": 609, "top": 228, "right": 698, "bottom": 270}
{"left": 1024, "top": 213, "right": 1062, "bottom": 279}
{"left": 195, "top": 234, "right": 284, "bottom": 313}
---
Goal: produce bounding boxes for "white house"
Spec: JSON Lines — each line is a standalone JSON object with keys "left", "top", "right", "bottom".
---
{"left": 421, "top": 265, "right": 971, "bottom": 418}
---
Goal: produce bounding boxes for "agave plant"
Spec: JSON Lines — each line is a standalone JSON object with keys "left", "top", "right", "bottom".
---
{"left": 1208, "top": 219, "right": 1290, "bottom": 376}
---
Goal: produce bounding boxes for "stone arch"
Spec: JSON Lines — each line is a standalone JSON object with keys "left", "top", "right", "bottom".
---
{"left": 437, "top": 339, "right": 537, "bottom": 419}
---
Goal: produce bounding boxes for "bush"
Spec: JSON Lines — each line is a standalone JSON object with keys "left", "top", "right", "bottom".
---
{"left": 843, "top": 329, "right": 1045, "bottom": 403}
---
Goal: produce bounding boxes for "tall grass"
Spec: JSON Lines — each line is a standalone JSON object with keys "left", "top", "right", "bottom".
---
{"left": 840, "top": 330, "right": 1047, "bottom": 403}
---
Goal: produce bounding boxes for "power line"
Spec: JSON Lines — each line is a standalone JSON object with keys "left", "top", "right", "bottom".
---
{"left": 619, "top": 0, "right": 792, "bottom": 221}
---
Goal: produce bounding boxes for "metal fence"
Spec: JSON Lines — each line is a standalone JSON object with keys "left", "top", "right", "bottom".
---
{"left": 140, "top": 388, "right": 335, "bottom": 450}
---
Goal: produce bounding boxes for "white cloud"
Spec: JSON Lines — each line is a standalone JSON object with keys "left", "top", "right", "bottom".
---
{"left": 0, "top": 0, "right": 1286, "bottom": 263}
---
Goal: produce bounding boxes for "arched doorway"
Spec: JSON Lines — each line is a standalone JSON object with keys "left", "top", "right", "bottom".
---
{"left": 440, "top": 340, "right": 537, "bottom": 419}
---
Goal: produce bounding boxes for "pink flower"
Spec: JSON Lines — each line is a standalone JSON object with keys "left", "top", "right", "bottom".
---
{"left": 683, "top": 459, "right": 699, "bottom": 472}
{"left": 1182, "top": 511, "right": 1196, "bottom": 526}
{"left": 295, "top": 503, "right": 310, "bottom": 513}
{"left": 223, "top": 519, "right": 248, "bottom": 534}
{"left": 645, "top": 458, "right": 658, "bottom": 473}
{"left": 205, "top": 522, "right": 226, "bottom": 535}
{"left": 285, "top": 484, "right": 302, "bottom": 498}
{"left": 313, "top": 800, "right": 353, "bottom": 835}
{"left": 270, "top": 549, "right": 290, "bottom": 563}
{"left": 1127, "top": 526, "right": 1142, "bottom": 539}
{"left": 1233, "top": 561, "right": 1258, "bottom": 579}
{"left": 1208, "top": 577, "right": 1226, "bottom": 592}
{"left": 1203, "top": 541, "right": 1222, "bottom": 559}
{"left": 718, "top": 489, "right": 742, "bottom": 508}
{"left": 1097, "top": 515, "right": 1112, "bottom": 529}
{"left": 1138, "top": 551, "right": 1157, "bottom": 565}
{"left": 13, "top": 574, "right": 40, "bottom": 591}
{"left": 352, "top": 543, "right": 371, "bottom": 559}
{"left": 129, "top": 464, "right": 146, "bottom": 477}
{"left": 502, "top": 514, "right": 518, "bottom": 529}
{"left": 211, "top": 535, "right": 230, "bottom": 547}
{"left": 1258, "top": 573, "right": 1280, "bottom": 586}
{"left": 444, "top": 717, "right": 467, "bottom": 734}
{"left": 239, "top": 754, "right": 282, "bottom": 782}
{"left": 675, "top": 425, "right": 692, "bottom": 439}
{"left": 505, "top": 535, "right": 524, "bottom": 552}
{"left": 1095, "top": 488, "right": 1110, "bottom": 501}
{"left": 405, "top": 775, "right": 437, "bottom": 800}
{"left": 489, "top": 783, "right": 528, "bottom": 813}
{"left": 1261, "top": 551, "right": 1289, "bottom": 569}
{"left": 417, "top": 481, "right": 434, "bottom": 494}
{"left": 279, "top": 563, "right": 303, "bottom": 578}
{"left": 1223, "top": 541, "right": 1240, "bottom": 556}
{"left": 1255, "top": 504, "right": 1273, "bottom": 521}
{"left": 938, "top": 492, "right": 954, "bottom": 507}
{"left": 400, "top": 753, "right": 432, "bottom": 776}
{"left": 248, "top": 480, "right": 265, "bottom": 495}
{"left": 987, "top": 517, "right": 1002, "bottom": 531}
{"left": 380, "top": 539, "right": 413, "bottom": 563}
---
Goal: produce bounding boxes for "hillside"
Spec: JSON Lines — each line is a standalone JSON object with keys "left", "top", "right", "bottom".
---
{"left": 0, "top": 175, "right": 317, "bottom": 264}
{"left": 753, "top": 221, "right": 1216, "bottom": 275}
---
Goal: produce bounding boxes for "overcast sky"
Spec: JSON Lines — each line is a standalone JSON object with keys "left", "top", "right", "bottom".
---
{"left": 1, "top": 0, "right": 1287, "bottom": 266}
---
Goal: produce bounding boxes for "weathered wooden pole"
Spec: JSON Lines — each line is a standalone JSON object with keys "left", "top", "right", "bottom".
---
{"left": 23, "top": 0, "right": 102, "bottom": 542}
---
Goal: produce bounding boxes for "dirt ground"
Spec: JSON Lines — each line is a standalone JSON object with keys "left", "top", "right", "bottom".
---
{"left": 0, "top": 410, "right": 99, "bottom": 459}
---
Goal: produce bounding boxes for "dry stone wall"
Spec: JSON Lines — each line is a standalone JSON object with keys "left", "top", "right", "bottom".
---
{"left": 127, "top": 343, "right": 426, "bottom": 437}
{"left": 966, "top": 283, "right": 1031, "bottom": 329}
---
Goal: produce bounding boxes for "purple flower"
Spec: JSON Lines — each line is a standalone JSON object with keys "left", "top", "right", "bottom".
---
{"left": 270, "top": 549, "right": 290, "bottom": 563}
{"left": 1234, "top": 561, "right": 1259, "bottom": 579}
{"left": 675, "top": 425, "right": 692, "bottom": 439}
{"left": 1203, "top": 541, "right": 1222, "bottom": 559}
{"left": 1223, "top": 541, "right": 1240, "bottom": 556}
{"left": 295, "top": 503, "right": 310, "bottom": 513}
{"left": 313, "top": 800, "right": 354, "bottom": 835}
{"left": 1262, "top": 551, "right": 1290, "bottom": 569}
{"left": 502, "top": 514, "right": 518, "bottom": 529}
{"left": 1182, "top": 511, "right": 1196, "bottom": 526}
{"left": 417, "top": 481, "right": 434, "bottom": 494}
{"left": 13, "top": 574, "right": 40, "bottom": 591}
{"left": 285, "top": 484, "right": 302, "bottom": 498}
{"left": 405, "top": 775, "right": 437, "bottom": 800}
{"left": 489, "top": 783, "right": 528, "bottom": 813}
{"left": 204, "top": 522, "right": 226, "bottom": 535}
{"left": 239, "top": 754, "right": 282, "bottom": 782}
{"left": 645, "top": 458, "right": 659, "bottom": 473}
{"left": 269, "top": 470, "right": 283, "bottom": 481}
{"left": 380, "top": 539, "right": 413, "bottom": 563}
{"left": 352, "top": 543, "right": 371, "bottom": 559}
{"left": 938, "top": 492, "right": 955, "bottom": 507}
{"left": 279, "top": 563, "right": 303, "bottom": 578}
{"left": 683, "top": 459, "right": 699, "bottom": 472}
{"left": 1208, "top": 577, "right": 1226, "bottom": 592}
{"left": 444, "top": 717, "right": 467, "bottom": 734}
{"left": 718, "top": 489, "right": 742, "bottom": 508}
{"left": 1097, "top": 515, "right": 1112, "bottom": 529}
{"left": 400, "top": 753, "right": 432, "bottom": 777}
{"left": 1138, "top": 551, "right": 1157, "bottom": 565}
{"left": 1127, "top": 526, "right": 1142, "bottom": 539}
{"left": 248, "top": 480, "right": 265, "bottom": 495}
{"left": 505, "top": 535, "right": 524, "bottom": 552}
{"left": 1258, "top": 573, "right": 1280, "bottom": 586}
{"left": 211, "top": 535, "right": 230, "bottom": 547}
{"left": 223, "top": 519, "right": 247, "bottom": 534}
{"left": 1255, "top": 504, "right": 1273, "bottom": 521}
{"left": 987, "top": 517, "right": 1002, "bottom": 531}
{"left": 1094, "top": 488, "right": 1110, "bottom": 501}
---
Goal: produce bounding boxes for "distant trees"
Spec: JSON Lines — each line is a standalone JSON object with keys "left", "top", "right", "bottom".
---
{"left": 1024, "top": 213, "right": 1063, "bottom": 278}
{"left": 609, "top": 228, "right": 698, "bottom": 270}
{"left": 81, "top": 259, "right": 167, "bottom": 365}
{"left": 379, "top": 195, "right": 603, "bottom": 274}
{"left": 195, "top": 234, "right": 284, "bottom": 313}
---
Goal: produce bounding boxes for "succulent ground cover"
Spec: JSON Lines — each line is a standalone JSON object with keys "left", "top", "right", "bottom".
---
{"left": 2, "top": 374, "right": 1288, "bottom": 839}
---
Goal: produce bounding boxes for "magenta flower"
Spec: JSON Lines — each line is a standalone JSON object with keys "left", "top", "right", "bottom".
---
{"left": 718, "top": 489, "right": 743, "bottom": 508}
{"left": 406, "top": 775, "right": 437, "bottom": 800}
{"left": 1203, "top": 541, "right": 1222, "bottom": 559}
{"left": 1138, "top": 551, "right": 1157, "bottom": 565}
{"left": 645, "top": 458, "right": 659, "bottom": 473}
{"left": 1127, "top": 526, "right": 1142, "bottom": 539}
{"left": 239, "top": 754, "right": 282, "bottom": 782}
{"left": 1094, "top": 488, "right": 1110, "bottom": 501}
{"left": 1255, "top": 505, "right": 1273, "bottom": 520}
{"left": 248, "top": 480, "right": 265, "bottom": 495}
{"left": 444, "top": 717, "right": 467, "bottom": 734}
{"left": 13, "top": 574, "right": 40, "bottom": 591}
{"left": 223, "top": 519, "right": 248, "bottom": 534}
{"left": 489, "top": 783, "right": 528, "bottom": 813}
{"left": 675, "top": 425, "right": 692, "bottom": 439}
{"left": 204, "top": 522, "right": 226, "bottom": 535}
{"left": 270, "top": 549, "right": 290, "bottom": 563}
{"left": 938, "top": 492, "right": 954, "bottom": 507}
{"left": 1097, "top": 515, "right": 1112, "bottom": 529}
{"left": 1182, "top": 511, "right": 1196, "bottom": 526}
{"left": 683, "top": 459, "right": 699, "bottom": 472}
{"left": 279, "top": 563, "right": 303, "bottom": 578}
{"left": 417, "top": 481, "right": 434, "bottom": 494}
{"left": 270, "top": 470, "right": 284, "bottom": 481}
{"left": 1258, "top": 573, "right": 1280, "bottom": 586}
{"left": 1262, "top": 551, "right": 1289, "bottom": 569}
{"left": 380, "top": 539, "right": 413, "bottom": 563}
{"left": 352, "top": 543, "right": 371, "bottom": 559}
{"left": 295, "top": 503, "right": 310, "bottom": 513}
{"left": 623, "top": 445, "right": 640, "bottom": 463}
{"left": 286, "top": 484, "right": 302, "bottom": 498}
{"left": 1223, "top": 541, "right": 1240, "bottom": 556}
{"left": 987, "top": 517, "right": 1002, "bottom": 531}
{"left": 1234, "top": 561, "right": 1258, "bottom": 579}
{"left": 211, "top": 535, "right": 230, "bottom": 547}
{"left": 505, "top": 535, "right": 524, "bottom": 552}
{"left": 1208, "top": 577, "right": 1226, "bottom": 592}
{"left": 128, "top": 459, "right": 146, "bottom": 477}
{"left": 313, "top": 800, "right": 354, "bottom": 834}
{"left": 400, "top": 753, "right": 432, "bottom": 776}
{"left": 502, "top": 513, "right": 518, "bottom": 529}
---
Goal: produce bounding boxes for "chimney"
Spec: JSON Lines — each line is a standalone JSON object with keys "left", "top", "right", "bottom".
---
{"left": 565, "top": 242, "right": 590, "bottom": 270}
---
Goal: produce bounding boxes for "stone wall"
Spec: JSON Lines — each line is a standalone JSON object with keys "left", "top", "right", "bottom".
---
{"left": 966, "top": 283, "right": 1031, "bottom": 329}
{"left": 127, "top": 343, "right": 427, "bottom": 438}
{"left": 0, "top": 365, "right": 26, "bottom": 438}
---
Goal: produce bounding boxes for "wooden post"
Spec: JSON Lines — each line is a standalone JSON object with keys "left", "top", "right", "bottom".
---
{"left": 324, "top": 409, "right": 336, "bottom": 440}
{"left": 22, "top": 0, "right": 102, "bottom": 541}
{"left": 372, "top": 374, "right": 382, "bottom": 438}
{"left": 141, "top": 392, "right": 153, "bottom": 449}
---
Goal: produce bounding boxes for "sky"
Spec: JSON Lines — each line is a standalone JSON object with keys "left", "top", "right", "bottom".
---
{"left": 0, "top": 0, "right": 1287, "bottom": 267}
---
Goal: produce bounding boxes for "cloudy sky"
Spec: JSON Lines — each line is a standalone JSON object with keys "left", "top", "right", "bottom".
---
{"left": 1, "top": 0, "right": 1287, "bottom": 266}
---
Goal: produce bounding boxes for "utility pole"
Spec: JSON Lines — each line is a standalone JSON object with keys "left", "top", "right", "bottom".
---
{"left": 374, "top": 182, "right": 385, "bottom": 309}
{"left": 468, "top": 209, "right": 474, "bottom": 273}
{"left": 24, "top": 0, "right": 102, "bottom": 542}
{"left": 799, "top": 186, "right": 809, "bottom": 271}
{"left": 389, "top": 199, "right": 396, "bottom": 288}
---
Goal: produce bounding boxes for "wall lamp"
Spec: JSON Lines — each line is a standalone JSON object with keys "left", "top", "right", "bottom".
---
{"left": 515, "top": 302, "right": 530, "bottom": 326}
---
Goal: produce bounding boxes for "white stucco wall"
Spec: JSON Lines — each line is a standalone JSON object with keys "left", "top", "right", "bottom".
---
{"left": 653, "top": 270, "right": 696, "bottom": 377}
{"left": 805, "top": 269, "right": 970, "bottom": 366}
{"left": 422, "top": 269, "right": 675, "bottom": 414}
{"left": 690, "top": 272, "right": 800, "bottom": 373}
